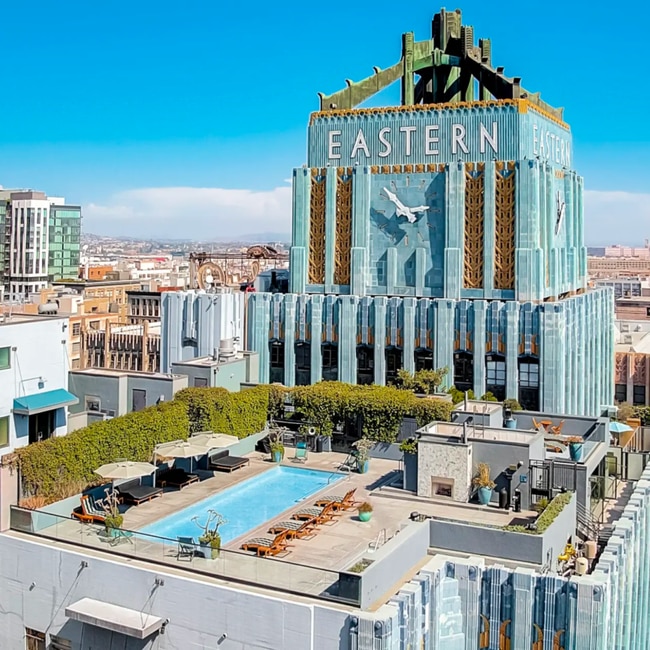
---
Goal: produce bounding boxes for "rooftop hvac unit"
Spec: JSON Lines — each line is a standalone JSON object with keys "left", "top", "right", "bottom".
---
{"left": 623, "top": 334, "right": 633, "bottom": 344}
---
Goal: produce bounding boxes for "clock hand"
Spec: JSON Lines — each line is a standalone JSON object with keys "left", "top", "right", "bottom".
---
{"left": 382, "top": 187, "right": 407, "bottom": 212}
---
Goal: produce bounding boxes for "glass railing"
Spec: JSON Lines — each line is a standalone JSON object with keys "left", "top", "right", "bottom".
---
{"left": 9, "top": 506, "right": 360, "bottom": 607}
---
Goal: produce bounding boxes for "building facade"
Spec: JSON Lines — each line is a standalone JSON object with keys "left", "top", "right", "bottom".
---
{"left": 0, "top": 314, "right": 76, "bottom": 453}
{"left": 247, "top": 12, "right": 613, "bottom": 416}
{"left": 0, "top": 190, "right": 82, "bottom": 299}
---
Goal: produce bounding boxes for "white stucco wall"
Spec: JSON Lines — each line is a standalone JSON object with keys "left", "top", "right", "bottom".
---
{"left": 0, "top": 316, "right": 70, "bottom": 453}
{"left": 0, "top": 534, "right": 353, "bottom": 650}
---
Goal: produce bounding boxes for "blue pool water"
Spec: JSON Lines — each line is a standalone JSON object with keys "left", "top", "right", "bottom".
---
{"left": 139, "top": 466, "right": 343, "bottom": 544}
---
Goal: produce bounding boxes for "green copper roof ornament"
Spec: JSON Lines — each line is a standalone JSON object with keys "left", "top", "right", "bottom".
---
{"left": 317, "top": 7, "right": 563, "bottom": 121}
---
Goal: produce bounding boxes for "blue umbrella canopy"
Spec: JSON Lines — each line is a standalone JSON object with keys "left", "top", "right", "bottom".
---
{"left": 610, "top": 422, "right": 633, "bottom": 434}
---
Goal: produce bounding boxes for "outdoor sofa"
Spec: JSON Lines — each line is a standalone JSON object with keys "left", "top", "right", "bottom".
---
{"left": 158, "top": 468, "right": 200, "bottom": 489}
{"left": 115, "top": 479, "right": 163, "bottom": 505}
{"left": 208, "top": 449, "right": 250, "bottom": 473}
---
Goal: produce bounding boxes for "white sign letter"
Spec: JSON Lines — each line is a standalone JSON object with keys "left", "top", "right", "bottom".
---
{"left": 533, "top": 124, "right": 539, "bottom": 156}
{"left": 328, "top": 130, "right": 342, "bottom": 160}
{"left": 350, "top": 129, "right": 370, "bottom": 159}
{"left": 378, "top": 127, "right": 392, "bottom": 158}
{"left": 425, "top": 125, "right": 440, "bottom": 155}
{"left": 480, "top": 122, "right": 498, "bottom": 154}
{"left": 400, "top": 126, "right": 417, "bottom": 156}
{"left": 452, "top": 124, "right": 469, "bottom": 154}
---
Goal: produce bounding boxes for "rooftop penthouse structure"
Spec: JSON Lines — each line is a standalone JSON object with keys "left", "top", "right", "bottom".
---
{"left": 247, "top": 6, "right": 613, "bottom": 416}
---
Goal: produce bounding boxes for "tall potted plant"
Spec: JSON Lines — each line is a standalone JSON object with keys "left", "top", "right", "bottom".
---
{"left": 193, "top": 510, "right": 226, "bottom": 559}
{"left": 566, "top": 436, "right": 584, "bottom": 461}
{"left": 352, "top": 438, "right": 374, "bottom": 474}
{"left": 268, "top": 424, "right": 285, "bottom": 463}
{"left": 102, "top": 489, "right": 123, "bottom": 538}
{"left": 473, "top": 463, "right": 496, "bottom": 506}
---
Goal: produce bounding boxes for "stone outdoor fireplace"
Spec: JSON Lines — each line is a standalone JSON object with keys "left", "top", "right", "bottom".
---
{"left": 417, "top": 435, "right": 472, "bottom": 502}
{"left": 431, "top": 476, "right": 454, "bottom": 498}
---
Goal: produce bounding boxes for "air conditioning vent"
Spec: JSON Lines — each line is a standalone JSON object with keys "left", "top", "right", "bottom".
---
{"left": 624, "top": 334, "right": 633, "bottom": 344}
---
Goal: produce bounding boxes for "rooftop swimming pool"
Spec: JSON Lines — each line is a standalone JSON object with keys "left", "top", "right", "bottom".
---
{"left": 139, "top": 466, "right": 344, "bottom": 544}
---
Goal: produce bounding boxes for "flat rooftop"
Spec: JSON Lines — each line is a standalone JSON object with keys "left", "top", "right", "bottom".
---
{"left": 172, "top": 353, "right": 251, "bottom": 367}
{"left": 68, "top": 368, "right": 184, "bottom": 381}
{"left": 420, "top": 421, "right": 542, "bottom": 445}
{"left": 0, "top": 313, "right": 67, "bottom": 326}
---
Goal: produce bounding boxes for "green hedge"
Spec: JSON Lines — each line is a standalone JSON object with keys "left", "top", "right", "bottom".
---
{"left": 502, "top": 492, "right": 574, "bottom": 534}
{"left": 290, "top": 382, "right": 453, "bottom": 443}
{"left": 17, "top": 400, "right": 191, "bottom": 497}
{"left": 16, "top": 386, "right": 270, "bottom": 498}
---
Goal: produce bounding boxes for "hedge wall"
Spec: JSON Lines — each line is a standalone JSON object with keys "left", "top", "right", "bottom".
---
{"left": 16, "top": 386, "right": 270, "bottom": 498}
{"left": 291, "top": 382, "right": 453, "bottom": 443}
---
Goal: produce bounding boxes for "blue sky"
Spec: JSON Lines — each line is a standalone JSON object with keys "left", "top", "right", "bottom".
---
{"left": 0, "top": 0, "right": 648, "bottom": 242}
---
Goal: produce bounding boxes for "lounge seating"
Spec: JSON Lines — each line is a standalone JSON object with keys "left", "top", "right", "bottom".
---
{"left": 268, "top": 519, "right": 317, "bottom": 540}
{"left": 291, "top": 502, "right": 338, "bottom": 525}
{"left": 314, "top": 488, "right": 360, "bottom": 511}
{"left": 292, "top": 441, "right": 308, "bottom": 464}
{"left": 158, "top": 468, "right": 200, "bottom": 490}
{"left": 177, "top": 536, "right": 197, "bottom": 561}
{"left": 71, "top": 495, "right": 106, "bottom": 524}
{"left": 241, "top": 530, "right": 293, "bottom": 557}
{"left": 116, "top": 480, "right": 163, "bottom": 505}
{"left": 209, "top": 450, "right": 250, "bottom": 473}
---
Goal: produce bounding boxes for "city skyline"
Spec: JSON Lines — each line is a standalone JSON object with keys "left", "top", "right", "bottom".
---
{"left": 0, "top": 1, "right": 647, "bottom": 243}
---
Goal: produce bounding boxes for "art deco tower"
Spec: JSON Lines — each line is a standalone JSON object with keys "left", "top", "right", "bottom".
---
{"left": 248, "top": 8, "right": 613, "bottom": 416}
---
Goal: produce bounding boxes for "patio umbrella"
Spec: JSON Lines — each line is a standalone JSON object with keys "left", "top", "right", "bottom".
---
{"left": 190, "top": 432, "right": 239, "bottom": 450}
{"left": 610, "top": 422, "right": 633, "bottom": 434}
{"left": 153, "top": 439, "right": 208, "bottom": 472}
{"left": 95, "top": 461, "right": 157, "bottom": 480}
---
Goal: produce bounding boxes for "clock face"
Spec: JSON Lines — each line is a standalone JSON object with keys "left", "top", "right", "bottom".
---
{"left": 369, "top": 173, "right": 445, "bottom": 291}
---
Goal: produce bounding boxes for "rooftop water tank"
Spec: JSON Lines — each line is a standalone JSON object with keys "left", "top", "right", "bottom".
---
{"left": 575, "top": 557, "right": 589, "bottom": 576}
{"left": 38, "top": 302, "right": 58, "bottom": 315}
{"left": 584, "top": 540, "right": 597, "bottom": 560}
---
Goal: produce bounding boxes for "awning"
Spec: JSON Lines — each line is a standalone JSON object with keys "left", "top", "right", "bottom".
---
{"left": 65, "top": 598, "right": 165, "bottom": 639}
{"left": 13, "top": 388, "right": 78, "bottom": 415}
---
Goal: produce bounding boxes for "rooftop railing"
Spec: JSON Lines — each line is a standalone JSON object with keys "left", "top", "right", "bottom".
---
{"left": 9, "top": 506, "right": 361, "bottom": 607}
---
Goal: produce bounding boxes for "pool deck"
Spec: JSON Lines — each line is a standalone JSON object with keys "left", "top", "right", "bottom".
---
{"left": 119, "top": 450, "right": 536, "bottom": 572}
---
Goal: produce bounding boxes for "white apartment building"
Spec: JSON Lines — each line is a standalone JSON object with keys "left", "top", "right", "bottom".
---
{"left": 0, "top": 313, "right": 77, "bottom": 453}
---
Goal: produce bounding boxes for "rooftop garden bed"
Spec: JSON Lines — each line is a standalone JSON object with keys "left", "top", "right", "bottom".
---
{"left": 502, "top": 492, "right": 574, "bottom": 534}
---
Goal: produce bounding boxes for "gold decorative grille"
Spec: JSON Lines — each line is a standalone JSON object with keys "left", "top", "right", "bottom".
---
{"left": 615, "top": 353, "right": 628, "bottom": 383}
{"left": 463, "top": 162, "right": 485, "bottom": 288}
{"left": 494, "top": 161, "right": 516, "bottom": 290}
{"left": 308, "top": 168, "right": 326, "bottom": 284}
{"left": 334, "top": 169, "right": 353, "bottom": 285}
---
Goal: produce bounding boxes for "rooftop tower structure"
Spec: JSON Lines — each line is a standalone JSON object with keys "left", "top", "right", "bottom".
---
{"left": 248, "top": 7, "right": 613, "bottom": 415}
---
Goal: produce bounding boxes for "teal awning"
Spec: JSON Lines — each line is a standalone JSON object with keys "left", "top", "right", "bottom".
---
{"left": 13, "top": 389, "right": 78, "bottom": 415}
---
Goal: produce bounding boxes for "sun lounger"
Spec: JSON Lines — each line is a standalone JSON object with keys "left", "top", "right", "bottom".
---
{"left": 209, "top": 450, "right": 250, "bottom": 473}
{"left": 241, "top": 530, "right": 293, "bottom": 557}
{"left": 158, "top": 468, "right": 200, "bottom": 490}
{"left": 177, "top": 536, "right": 197, "bottom": 561}
{"left": 291, "top": 502, "right": 338, "bottom": 524}
{"left": 71, "top": 495, "right": 106, "bottom": 524}
{"left": 292, "top": 441, "right": 308, "bottom": 464}
{"left": 268, "top": 519, "right": 317, "bottom": 539}
{"left": 116, "top": 482, "right": 163, "bottom": 505}
{"left": 314, "top": 488, "right": 360, "bottom": 511}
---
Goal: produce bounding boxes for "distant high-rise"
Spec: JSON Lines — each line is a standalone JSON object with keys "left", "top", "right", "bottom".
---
{"left": 0, "top": 189, "right": 81, "bottom": 299}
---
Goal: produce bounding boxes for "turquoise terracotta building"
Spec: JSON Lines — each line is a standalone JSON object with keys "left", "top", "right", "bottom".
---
{"left": 247, "top": 8, "right": 613, "bottom": 416}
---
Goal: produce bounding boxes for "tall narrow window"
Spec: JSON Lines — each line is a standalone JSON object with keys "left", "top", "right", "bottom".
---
{"left": 295, "top": 342, "right": 311, "bottom": 386}
{"left": 385, "top": 347, "right": 403, "bottom": 385}
{"left": 453, "top": 352, "right": 474, "bottom": 394}
{"left": 357, "top": 345, "right": 374, "bottom": 385}
{"left": 269, "top": 341, "right": 285, "bottom": 384}
{"left": 485, "top": 354, "right": 506, "bottom": 401}
{"left": 518, "top": 356, "right": 540, "bottom": 411}
{"left": 322, "top": 344, "right": 338, "bottom": 382}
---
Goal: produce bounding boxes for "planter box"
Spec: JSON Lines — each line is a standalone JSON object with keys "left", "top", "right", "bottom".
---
{"left": 403, "top": 453, "right": 418, "bottom": 491}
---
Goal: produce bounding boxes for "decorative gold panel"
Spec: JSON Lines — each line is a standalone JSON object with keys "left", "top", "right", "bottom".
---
{"left": 464, "top": 163, "right": 485, "bottom": 288}
{"left": 370, "top": 163, "right": 446, "bottom": 174}
{"left": 615, "top": 353, "right": 628, "bottom": 383}
{"left": 334, "top": 169, "right": 353, "bottom": 285}
{"left": 634, "top": 355, "right": 647, "bottom": 384}
{"left": 308, "top": 168, "right": 326, "bottom": 284}
{"left": 494, "top": 162, "right": 516, "bottom": 290}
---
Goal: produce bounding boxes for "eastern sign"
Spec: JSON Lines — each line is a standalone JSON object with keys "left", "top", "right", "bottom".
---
{"left": 308, "top": 107, "right": 572, "bottom": 168}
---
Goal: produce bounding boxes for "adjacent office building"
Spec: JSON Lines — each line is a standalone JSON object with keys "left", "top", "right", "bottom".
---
{"left": 247, "top": 9, "right": 613, "bottom": 417}
{"left": 0, "top": 189, "right": 82, "bottom": 299}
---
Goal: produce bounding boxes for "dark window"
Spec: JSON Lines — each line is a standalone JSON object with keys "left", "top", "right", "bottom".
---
{"left": 28, "top": 410, "right": 55, "bottom": 445}
{"left": 633, "top": 385, "right": 646, "bottom": 406}
{"left": 518, "top": 356, "right": 540, "bottom": 411}
{"left": 194, "top": 377, "right": 208, "bottom": 387}
{"left": 486, "top": 354, "right": 506, "bottom": 401}
{"left": 295, "top": 342, "right": 311, "bottom": 386}
{"left": 385, "top": 347, "right": 403, "bottom": 385}
{"left": 322, "top": 343, "right": 338, "bottom": 382}
{"left": 646, "top": 307, "right": 650, "bottom": 317}
{"left": 0, "top": 346, "right": 10, "bottom": 370}
{"left": 357, "top": 345, "right": 374, "bottom": 385}
{"left": 453, "top": 352, "right": 473, "bottom": 393}
{"left": 614, "top": 384, "right": 627, "bottom": 403}
{"left": 269, "top": 341, "right": 285, "bottom": 384}
{"left": 132, "top": 389, "right": 146, "bottom": 412}
{"left": 414, "top": 348, "right": 433, "bottom": 371}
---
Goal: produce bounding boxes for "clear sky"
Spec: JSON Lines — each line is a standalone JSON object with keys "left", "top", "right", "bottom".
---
{"left": 0, "top": 0, "right": 647, "bottom": 243}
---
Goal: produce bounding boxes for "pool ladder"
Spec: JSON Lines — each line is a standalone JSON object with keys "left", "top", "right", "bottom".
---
{"left": 368, "top": 528, "right": 389, "bottom": 552}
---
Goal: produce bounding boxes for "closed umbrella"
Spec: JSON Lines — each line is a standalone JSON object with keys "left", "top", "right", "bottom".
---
{"left": 154, "top": 439, "right": 208, "bottom": 472}
{"left": 610, "top": 422, "right": 633, "bottom": 434}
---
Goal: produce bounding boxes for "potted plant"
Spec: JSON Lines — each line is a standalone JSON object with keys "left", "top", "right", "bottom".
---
{"left": 102, "top": 490, "right": 124, "bottom": 538}
{"left": 473, "top": 463, "right": 496, "bottom": 505}
{"left": 352, "top": 438, "right": 374, "bottom": 474}
{"left": 399, "top": 438, "right": 419, "bottom": 491}
{"left": 193, "top": 510, "right": 226, "bottom": 559}
{"left": 566, "top": 436, "right": 584, "bottom": 461}
{"left": 270, "top": 441, "right": 285, "bottom": 463}
{"left": 357, "top": 502, "right": 373, "bottom": 522}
